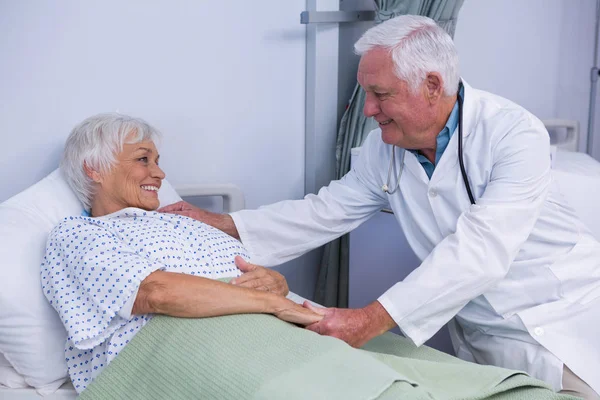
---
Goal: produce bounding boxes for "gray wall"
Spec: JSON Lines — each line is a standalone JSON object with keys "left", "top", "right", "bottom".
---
{"left": 0, "top": 0, "right": 319, "bottom": 299}
{"left": 1, "top": 0, "right": 597, "bottom": 302}
{"left": 454, "top": 0, "right": 598, "bottom": 156}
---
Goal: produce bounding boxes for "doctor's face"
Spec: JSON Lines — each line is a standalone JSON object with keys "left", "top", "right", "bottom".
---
{"left": 357, "top": 48, "right": 437, "bottom": 149}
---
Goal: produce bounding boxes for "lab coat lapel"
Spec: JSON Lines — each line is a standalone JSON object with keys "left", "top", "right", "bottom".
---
{"left": 430, "top": 132, "right": 459, "bottom": 185}
{"left": 430, "top": 80, "right": 479, "bottom": 188}
{"left": 402, "top": 150, "right": 430, "bottom": 183}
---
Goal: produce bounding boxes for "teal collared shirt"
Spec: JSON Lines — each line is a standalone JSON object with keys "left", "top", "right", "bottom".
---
{"left": 408, "top": 87, "right": 463, "bottom": 179}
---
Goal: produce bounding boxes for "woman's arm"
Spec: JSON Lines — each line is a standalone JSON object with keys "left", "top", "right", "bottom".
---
{"left": 132, "top": 270, "right": 322, "bottom": 326}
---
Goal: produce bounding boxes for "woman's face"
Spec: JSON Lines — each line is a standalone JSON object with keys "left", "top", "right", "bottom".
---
{"left": 95, "top": 139, "right": 165, "bottom": 214}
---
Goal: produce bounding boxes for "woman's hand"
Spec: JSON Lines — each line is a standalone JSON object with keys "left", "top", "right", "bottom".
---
{"left": 231, "top": 256, "right": 289, "bottom": 296}
{"left": 271, "top": 298, "right": 325, "bottom": 326}
{"left": 302, "top": 301, "right": 395, "bottom": 348}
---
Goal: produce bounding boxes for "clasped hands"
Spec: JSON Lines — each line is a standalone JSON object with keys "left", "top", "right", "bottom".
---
{"left": 233, "top": 256, "right": 382, "bottom": 348}
{"left": 159, "top": 201, "right": 386, "bottom": 347}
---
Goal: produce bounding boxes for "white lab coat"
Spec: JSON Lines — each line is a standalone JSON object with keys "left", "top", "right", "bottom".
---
{"left": 230, "top": 81, "right": 600, "bottom": 393}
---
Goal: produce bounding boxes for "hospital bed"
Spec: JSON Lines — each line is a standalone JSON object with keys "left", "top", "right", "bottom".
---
{"left": 544, "top": 119, "right": 600, "bottom": 240}
{"left": 0, "top": 172, "right": 313, "bottom": 399}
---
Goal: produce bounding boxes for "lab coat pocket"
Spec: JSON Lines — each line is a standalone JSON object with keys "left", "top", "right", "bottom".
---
{"left": 548, "top": 234, "right": 600, "bottom": 305}
{"left": 484, "top": 262, "right": 562, "bottom": 318}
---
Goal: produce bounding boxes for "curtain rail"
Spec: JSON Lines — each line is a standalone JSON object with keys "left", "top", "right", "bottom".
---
{"left": 300, "top": 11, "right": 375, "bottom": 24}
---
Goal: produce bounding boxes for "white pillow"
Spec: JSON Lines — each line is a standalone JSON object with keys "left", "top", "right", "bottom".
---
{"left": 0, "top": 353, "right": 28, "bottom": 389}
{"left": 0, "top": 168, "right": 181, "bottom": 394}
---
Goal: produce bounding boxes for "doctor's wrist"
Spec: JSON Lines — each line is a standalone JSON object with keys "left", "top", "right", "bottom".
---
{"left": 362, "top": 301, "right": 397, "bottom": 337}
{"left": 218, "top": 214, "right": 239, "bottom": 240}
{"left": 202, "top": 212, "right": 239, "bottom": 240}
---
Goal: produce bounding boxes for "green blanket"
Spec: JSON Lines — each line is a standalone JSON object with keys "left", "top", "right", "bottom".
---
{"left": 79, "top": 314, "right": 576, "bottom": 400}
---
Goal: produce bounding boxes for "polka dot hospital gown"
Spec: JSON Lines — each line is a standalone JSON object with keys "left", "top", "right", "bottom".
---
{"left": 41, "top": 208, "right": 246, "bottom": 393}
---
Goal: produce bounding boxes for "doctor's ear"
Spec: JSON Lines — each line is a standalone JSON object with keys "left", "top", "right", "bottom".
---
{"left": 84, "top": 162, "right": 103, "bottom": 184}
{"left": 424, "top": 73, "right": 444, "bottom": 103}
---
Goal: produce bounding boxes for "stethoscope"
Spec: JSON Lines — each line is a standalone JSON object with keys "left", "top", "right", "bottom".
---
{"left": 382, "top": 82, "right": 476, "bottom": 205}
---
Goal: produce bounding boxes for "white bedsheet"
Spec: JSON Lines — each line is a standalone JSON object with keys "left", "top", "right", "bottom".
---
{"left": 553, "top": 151, "right": 600, "bottom": 240}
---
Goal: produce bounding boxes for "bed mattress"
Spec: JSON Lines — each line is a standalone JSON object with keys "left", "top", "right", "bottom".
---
{"left": 553, "top": 151, "right": 600, "bottom": 240}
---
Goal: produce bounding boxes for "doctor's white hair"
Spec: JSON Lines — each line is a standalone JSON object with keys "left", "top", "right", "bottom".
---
{"left": 60, "top": 112, "right": 161, "bottom": 211}
{"left": 354, "top": 15, "right": 459, "bottom": 96}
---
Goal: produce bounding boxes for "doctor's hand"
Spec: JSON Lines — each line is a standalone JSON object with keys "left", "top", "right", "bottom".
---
{"left": 158, "top": 201, "right": 240, "bottom": 239}
{"left": 158, "top": 201, "right": 211, "bottom": 221}
{"left": 303, "top": 301, "right": 396, "bottom": 348}
{"left": 231, "top": 256, "right": 289, "bottom": 296}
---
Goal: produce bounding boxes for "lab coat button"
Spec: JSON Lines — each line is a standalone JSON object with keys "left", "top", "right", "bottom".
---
{"left": 428, "top": 189, "right": 438, "bottom": 198}
{"left": 534, "top": 327, "right": 544, "bottom": 336}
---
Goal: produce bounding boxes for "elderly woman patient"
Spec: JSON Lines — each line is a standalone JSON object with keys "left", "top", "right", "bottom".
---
{"left": 41, "top": 113, "right": 322, "bottom": 393}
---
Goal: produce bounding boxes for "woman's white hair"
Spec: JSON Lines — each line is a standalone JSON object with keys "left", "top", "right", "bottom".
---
{"left": 60, "top": 113, "right": 161, "bottom": 211}
{"left": 354, "top": 15, "right": 459, "bottom": 95}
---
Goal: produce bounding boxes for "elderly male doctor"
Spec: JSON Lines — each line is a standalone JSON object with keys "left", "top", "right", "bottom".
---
{"left": 161, "top": 15, "right": 600, "bottom": 399}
